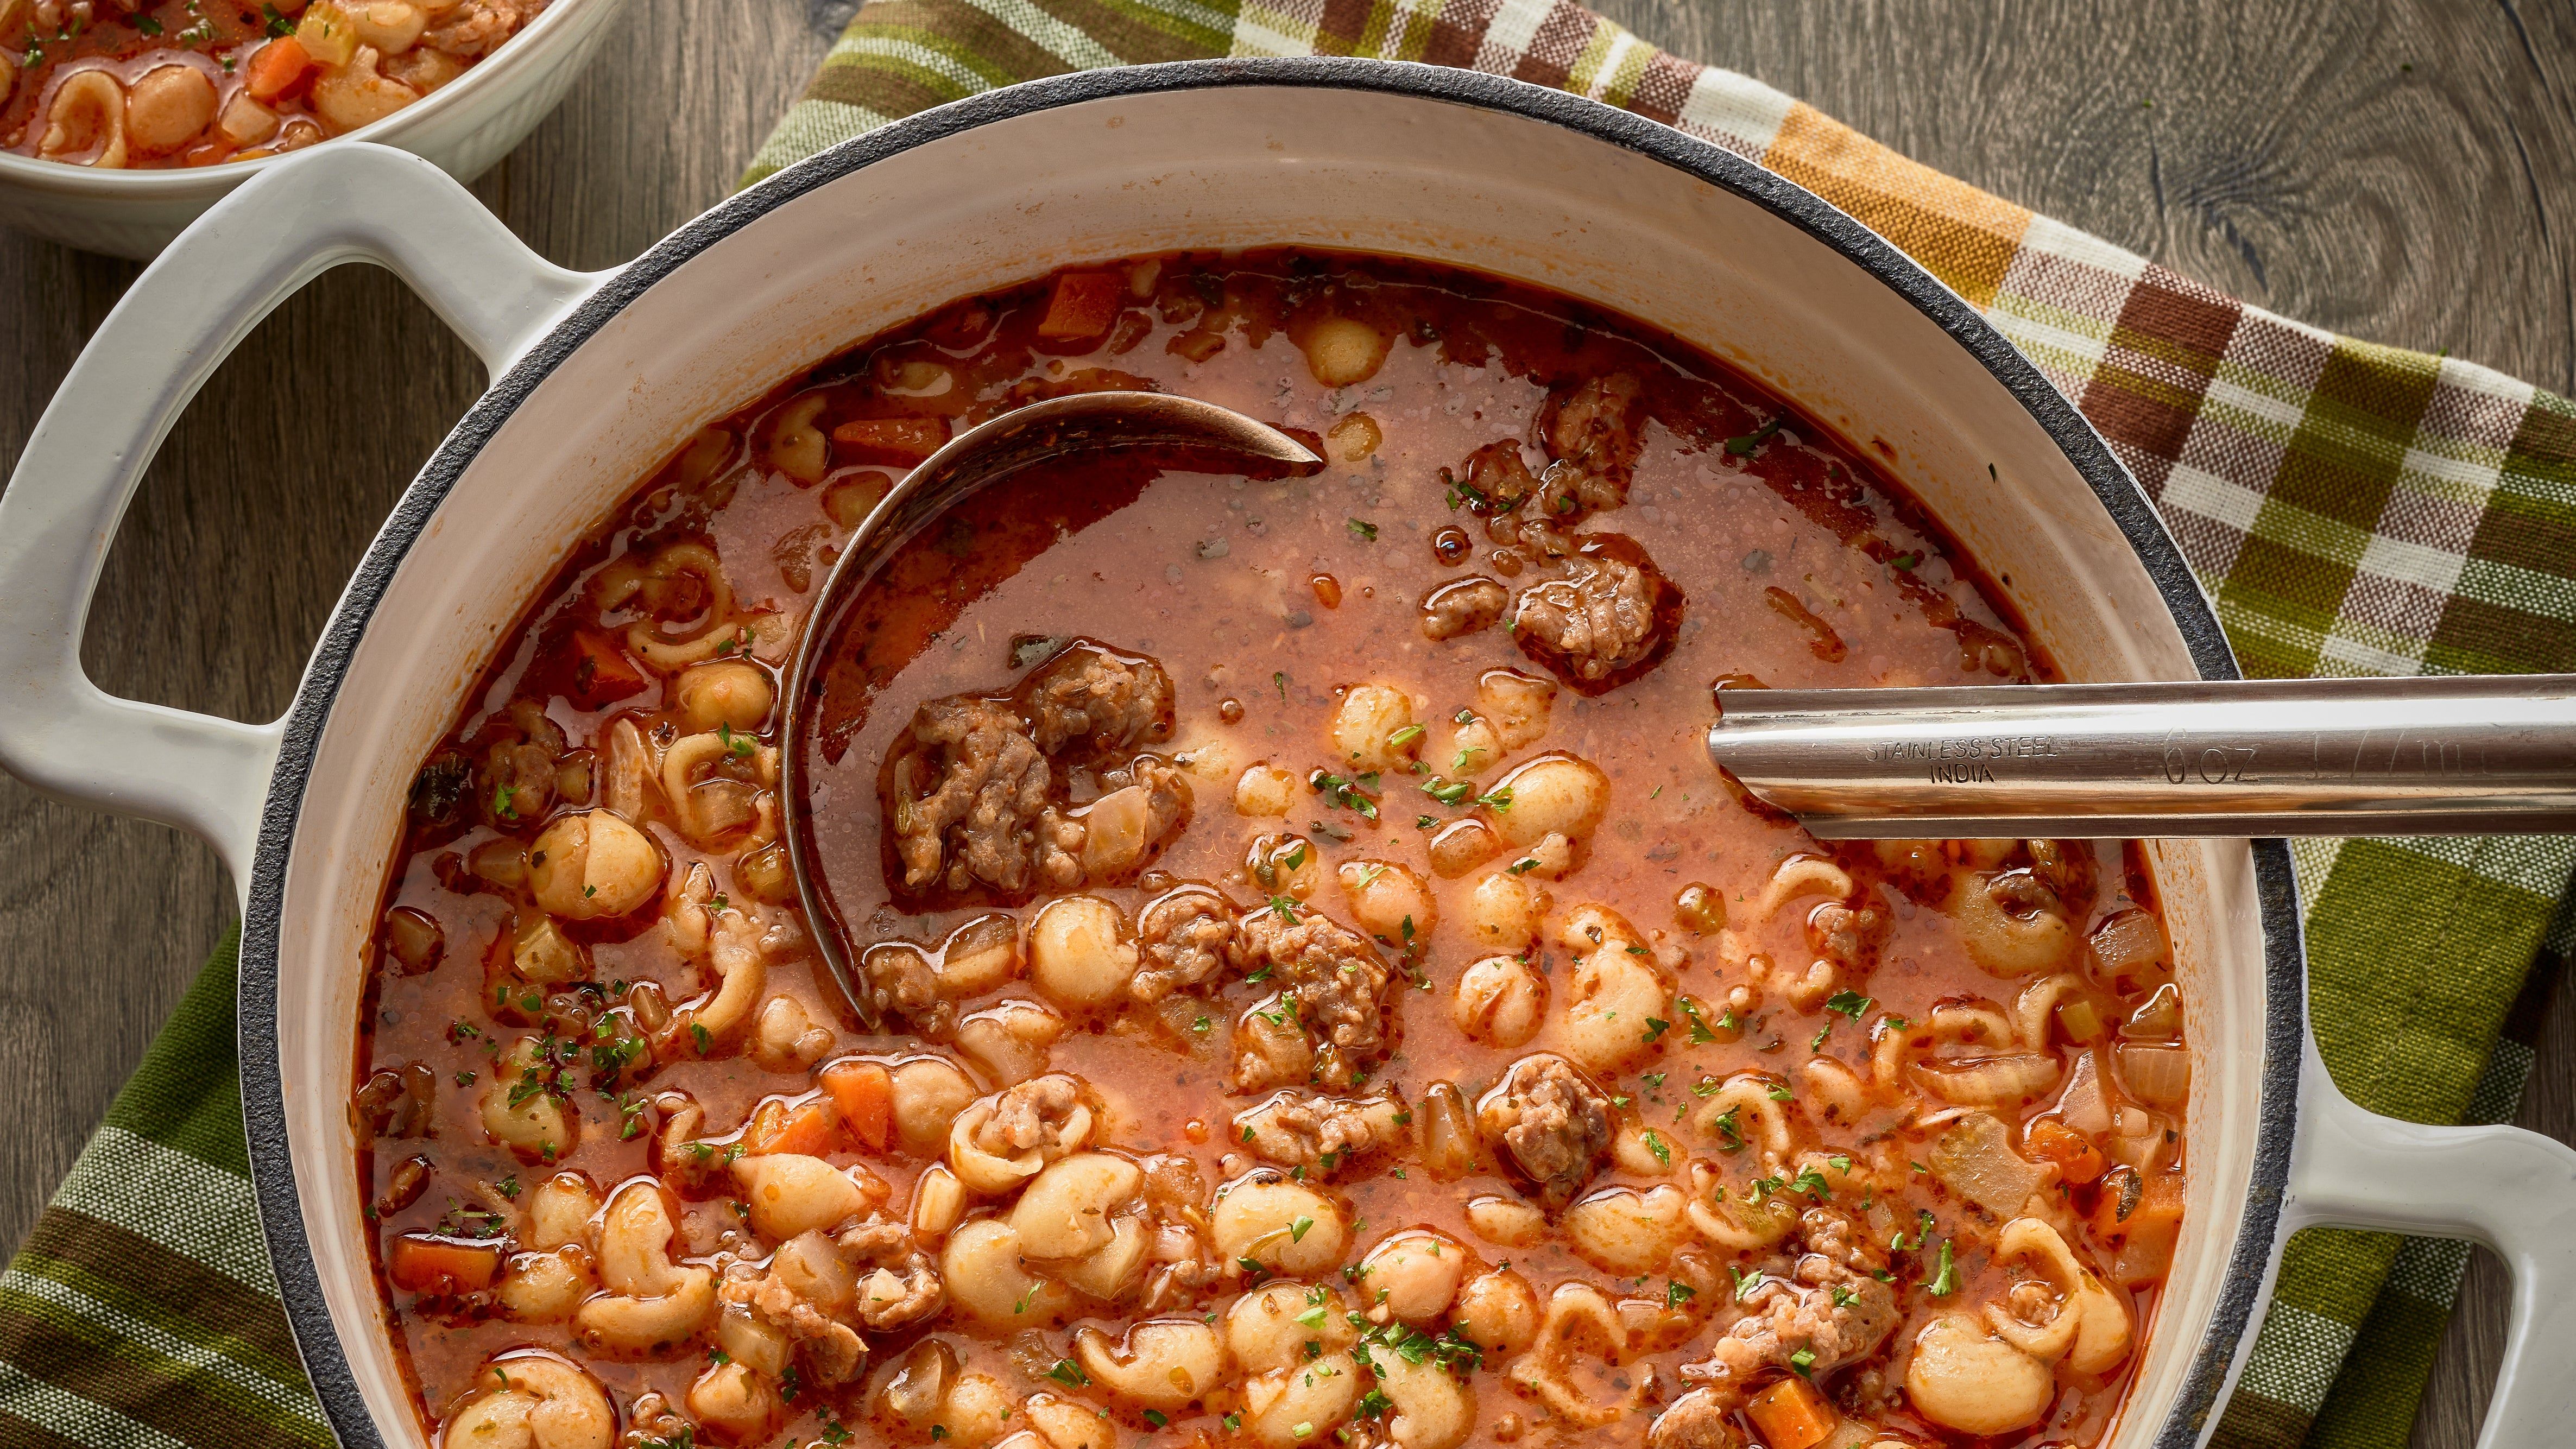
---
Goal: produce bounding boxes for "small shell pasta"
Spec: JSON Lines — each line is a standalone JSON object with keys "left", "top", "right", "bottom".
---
{"left": 1211, "top": 1175, "right": 1347, "bottom": 1276}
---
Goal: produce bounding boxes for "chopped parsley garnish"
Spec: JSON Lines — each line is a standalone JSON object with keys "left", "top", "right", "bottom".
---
{"left": 1044, "top": 1358, "right": 1091, "bottom": 1388}
{"left": 1729, "top": 1264, "right": 1767, "bottom": 1302}
{"left": 1927, "top": 1238, "right": 1957, "bottom": 1296}
{"left": 1823, "top": 989, "right": 1873, "bottom": 1018}
{"left": 1347, "top": 517, "right": 1380, "bottom": 541}
{"left": 1290, "top": 1215, "right": 1316, "bottom": 1243}
{"left": 1640, "top": 1016, "right": 1672, "bottom": 1045}
{"left": 1474, "top": 787, "right": 1513, "bottom": 811}
{"left": 1421, "top": 778, "right": 1472, "bottom": 806}
{"left": 1386, "top": 723, "right": 1425, "bottom": 749}
{"left": 1643, "top": 1130, "right": 1671, "bottom": 1167}
{"left": 1789, "top": 1346, "right": 1817, "bottom": 1378}
{"left": 1666, "top": 1280, "right": 1696, "bottom": 1308}
{"left": 1141, "top": 1410, "right": 1169, "bottom": 1430}
{"left": 1269, "top": 896, "right": 1300, "bottom": 923}
{"left": 1724, "top": 415, "right": 1786, "bottom": 457}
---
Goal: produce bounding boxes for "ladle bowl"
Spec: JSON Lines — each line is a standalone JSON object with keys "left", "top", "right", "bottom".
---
{"left": 778, "top": 390, "right": 1322, "bottom": 1022}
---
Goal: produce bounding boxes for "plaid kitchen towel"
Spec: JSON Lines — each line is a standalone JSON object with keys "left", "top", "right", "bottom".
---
{"left": 9, "top": 7, "right": 2576, "bottom": 1449}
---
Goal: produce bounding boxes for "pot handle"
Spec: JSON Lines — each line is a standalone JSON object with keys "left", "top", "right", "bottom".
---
{"left": 2284, "top": 1048, "right": 2576, "bottom": 1448}
{"left": 0, "top": 143, "right": 604, "bottom": 890}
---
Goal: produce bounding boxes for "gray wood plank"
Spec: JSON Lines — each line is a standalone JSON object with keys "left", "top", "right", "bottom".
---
{"left": 2, "top": 4, "right": 2567, "bottom": 1446}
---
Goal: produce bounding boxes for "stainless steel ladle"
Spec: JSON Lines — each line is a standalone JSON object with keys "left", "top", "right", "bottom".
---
{"left": 779, "top": 391, "right": 1322, "bottom": 1022}
{"left": 1707, "top": 674, "right": 2576, "bottom": 837}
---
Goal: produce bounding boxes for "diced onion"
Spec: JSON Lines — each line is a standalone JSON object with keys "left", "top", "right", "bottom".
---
{"left": 1928, "top": 1111, "right": 2050, "bottom": 1217}
{"left": 2115, "top": 1042, "right": 2192, "bottom": 1107}
{"left": 2056, "top": 1049, "right": 2114, "bottom": 1135}
{"left": 1909, "top": 1053, "right": 2062, "bottom": 1106}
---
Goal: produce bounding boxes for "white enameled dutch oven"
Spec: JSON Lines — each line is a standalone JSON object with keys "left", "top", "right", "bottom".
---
{"left": 1, "top": 59, "right": 2571, "bottom": 1449}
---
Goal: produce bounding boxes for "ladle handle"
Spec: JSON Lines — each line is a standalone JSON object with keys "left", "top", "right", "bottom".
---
{"left": 1706, "top": 674, "right": 2576, "bottom": 837}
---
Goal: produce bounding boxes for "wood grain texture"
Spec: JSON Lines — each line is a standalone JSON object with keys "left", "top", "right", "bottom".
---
{"left": 0, "top": 3, "right": 2566, "bottom": 1444}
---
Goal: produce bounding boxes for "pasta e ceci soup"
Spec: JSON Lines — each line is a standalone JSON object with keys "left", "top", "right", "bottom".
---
{"left": 1, "top": 0, "right": 547, "bottom": 169}
{"left": 355, "top": 250, "right": 2193, "bottom": 1449}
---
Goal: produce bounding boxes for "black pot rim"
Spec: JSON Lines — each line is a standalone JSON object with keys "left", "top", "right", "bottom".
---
{"left": 235, "top": 56, "right": 2305, "bottom": 1449}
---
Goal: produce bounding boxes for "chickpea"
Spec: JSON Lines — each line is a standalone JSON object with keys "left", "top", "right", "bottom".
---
{"left": 1329, "top": 684, "right": 1420, "bottom": 771}
{"left": 1426, "top": 819, "right": 1502, "bottom": 879}
{"left": 1465, "top": 871, "right": 1546, "bottom": 952}
{"left": 1358, "top": 1230, "right": 1468, "bottom": 1323}
{"left": 1246, "top": 833, "right": 1324, "bottom": 900}
{"left": 1027, "top": 894, "right": 1139, "bottom": 1010}
{"left": 1674, "top": 882, "right": 1726, "bottom": 934}
{"left": 1235, "top": 763, "right": 1300, "bottom": 818}
{"left": 1339, "top": 859, "right": 1436, "bottom": 948}
{"left": 1475, "top": 669, "right": 1558, "bottom": 750}
{"left": 673, "top": 661, "right": 776, "bottom": 733}
{"left": 889, "top": 1056, "right": 978, "bottom": 1155}
{"left": 1328, "top": 411, "right": 1383, "bottom": 461}
{"left": 1300, "top": 316, "right": 1391, "bottom": 387}
{"left": 527, "top": 810, "right": 664, "bottom": 919}
{"left": 124, "top": 65, "right": 216, "bottom": 157}
{"left": 750, "top": 995, "right": 831, "bottom": 1073}
{"left": 1462, "top": 1194, "right": 1544, "bottom": 1249}
{"left": 1452, "top": 956, "right": 1546, "bottom": 1047}
{"left": 1487, "top": 753, "right": 1609, "bottom": 847}
{"left": 1211, "top": 1175, "right": 1347, "bottom": 1277}
{"left": 1453, "top": 1268, "right": 1540, "bottom": 1355}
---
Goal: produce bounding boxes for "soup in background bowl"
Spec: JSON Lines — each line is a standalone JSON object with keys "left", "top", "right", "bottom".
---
{"left": 350, "top": 251, "right": 2189, "bottom": 1449}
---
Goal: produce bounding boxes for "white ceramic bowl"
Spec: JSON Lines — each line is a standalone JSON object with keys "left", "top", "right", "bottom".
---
{"left": 3, "top": 60, "right": 2573, "bottom": 1449}
{"left": 0, "top": 0, "right": 620, "bottom": 258}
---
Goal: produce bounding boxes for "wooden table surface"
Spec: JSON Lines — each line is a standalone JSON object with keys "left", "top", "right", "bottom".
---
{"left": 2, "top": 2, "right": 2569, "bottom": 1442}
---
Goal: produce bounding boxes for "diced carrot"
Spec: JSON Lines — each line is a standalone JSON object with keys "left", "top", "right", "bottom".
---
{"left": 830, "top": 416, "right": 948, "bottom": 467}
{"left": 1035, "top": 272, "right": 1125, "bottom": 341}
{"left": 2093, "top": 1166, "right": 2185, "bottom": 1285}
{"left": 1744, "top": 1375, "right": 1838, "bottom": 1449}
{"left": 820, "top": 1059, "right": 892, "bottom": 1153}
{"left": 387, "top": 1234, "right": 502, "bottom": 1294}
{"left": 245, "top": 37, "right": 316, "bottom": 103}
{"left": 743, "top": 1096, "right": 839, "bottom": 1157}
{"left": 563, "top": 628, "right": 646, "bottom": 707}
{"left": 2026, "top": 1118, "right": 2108, "bottom": 1185}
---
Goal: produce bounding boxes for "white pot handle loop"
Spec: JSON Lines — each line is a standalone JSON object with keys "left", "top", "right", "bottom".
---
{"left": 0, "top": 143, "right": 603, "bottom": 892}
{"left": 2287, "top": 1051, "right": 2576, "bottom": 1448}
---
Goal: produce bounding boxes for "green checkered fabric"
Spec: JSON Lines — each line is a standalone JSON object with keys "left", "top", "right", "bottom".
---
{"left": 6, "top": 3, "right": 2573, "bottom": 1446}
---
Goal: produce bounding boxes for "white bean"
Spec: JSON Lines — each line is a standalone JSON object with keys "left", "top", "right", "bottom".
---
{"left": 528, "top": 810, "right": 665, "bottom": 919}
